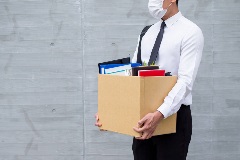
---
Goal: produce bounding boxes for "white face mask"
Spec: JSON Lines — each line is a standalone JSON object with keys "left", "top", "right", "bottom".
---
{"left": 148, "top": 0, "right": 172, "bottom": 20}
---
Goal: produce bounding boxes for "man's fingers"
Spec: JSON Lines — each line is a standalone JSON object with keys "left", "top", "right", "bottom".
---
{"left": 136, "top": 132, "right": 148, "bottom": 140}
{"left": 138, "top": 117, "right": 147, "bottom": 127}
{"left": 133, "top": 126, "right": 146, "bottom": 133}
{"left": 95, "top": 122, "right": 102, "bottom": 127}
{"left": 94, "top": 113, "right": 103, "bottom": 129}
{"left": 146, "top": 130, "right": 154, "bottom": 139}
{"left": 95, "top": 114, "right": 99, "bottom": 121}
{"left": 135, "top": 128, "right": 154, "bottom": 140}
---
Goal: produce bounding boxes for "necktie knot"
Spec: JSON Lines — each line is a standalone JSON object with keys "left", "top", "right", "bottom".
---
{"left": 161, "top": 21, "right": 166, "bottom": 29}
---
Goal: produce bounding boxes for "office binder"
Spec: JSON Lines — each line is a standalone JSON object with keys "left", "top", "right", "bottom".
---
{"left": 98, "top": 57, "right": 131, "bottom": 74}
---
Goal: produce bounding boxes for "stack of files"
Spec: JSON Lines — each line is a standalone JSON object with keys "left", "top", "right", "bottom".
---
{"left": 100, "top": 63, "right": 142, "bottom": 76}
{"left": 100, "top": 64, "right": 131, "bottom": 76}
{"left": 139, "top": 69, "right": 165, "bottom": 77}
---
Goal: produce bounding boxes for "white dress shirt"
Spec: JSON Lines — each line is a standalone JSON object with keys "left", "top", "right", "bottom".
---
{"left": 132, "top": 12, "right": 204, "bottom": 118}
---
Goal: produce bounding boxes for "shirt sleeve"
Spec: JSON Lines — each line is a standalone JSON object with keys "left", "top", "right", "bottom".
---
{"left": 157, "top": 26, "right": 204, "bottom": 118}
{"left": 131, "top": 36, "right": 140, "bottom": 63}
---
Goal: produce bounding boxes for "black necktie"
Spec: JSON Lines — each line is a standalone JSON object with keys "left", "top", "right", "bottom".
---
{"left": 148, "top": 21, "right": 166, "bottom": 66}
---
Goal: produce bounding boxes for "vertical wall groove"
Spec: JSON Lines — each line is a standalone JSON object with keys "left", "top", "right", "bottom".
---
{"left": 81, "top": 0, "right": 86, "bottom": 159}
{"left": 211, "top": 1, "right": 214, "bottom": 159}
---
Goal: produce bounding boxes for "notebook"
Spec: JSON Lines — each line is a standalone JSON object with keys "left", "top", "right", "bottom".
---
{"left": 139, "top": 69, "right": 165, "bottom": 77}
{"left": 132, "top": 66, "right": 159, "bottom": 76}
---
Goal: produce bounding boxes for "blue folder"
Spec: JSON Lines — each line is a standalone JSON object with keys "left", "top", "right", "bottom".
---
{"left": 100, "top": 63, "right": 142, "bottom": 74}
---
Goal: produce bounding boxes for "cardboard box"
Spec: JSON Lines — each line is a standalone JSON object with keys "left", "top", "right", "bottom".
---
{"left": 98, "top": 74, "right": 177, "bottom": 137}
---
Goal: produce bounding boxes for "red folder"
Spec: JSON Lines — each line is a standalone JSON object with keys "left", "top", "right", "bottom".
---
{"left": 139, "top": 70, "right": 165, "bottom": 77}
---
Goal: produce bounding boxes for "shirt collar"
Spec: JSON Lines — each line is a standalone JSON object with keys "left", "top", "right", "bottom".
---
{"left": 161, "top": 12, "right": 182, "bottom": 28}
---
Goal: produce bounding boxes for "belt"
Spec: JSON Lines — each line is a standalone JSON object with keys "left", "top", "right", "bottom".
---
{"left": 181, "top": 104, "right": 190, "bottom": 107}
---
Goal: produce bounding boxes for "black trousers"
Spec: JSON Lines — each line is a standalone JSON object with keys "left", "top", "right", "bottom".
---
{"left": 132, "top": 104, "right": 192, "bottom": 160}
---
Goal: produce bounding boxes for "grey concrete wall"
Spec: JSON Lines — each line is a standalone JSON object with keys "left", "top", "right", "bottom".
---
{"left": 0, "top": 0, "right": 239, "bottom": 159}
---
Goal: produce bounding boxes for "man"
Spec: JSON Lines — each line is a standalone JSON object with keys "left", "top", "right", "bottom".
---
{"left": 96, "top": 0, "right": 204, "bottom": 159}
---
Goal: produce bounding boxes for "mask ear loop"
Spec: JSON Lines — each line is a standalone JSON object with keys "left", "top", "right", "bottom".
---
{"left": 166, "top": 2, "right": 173, "bottom": 9}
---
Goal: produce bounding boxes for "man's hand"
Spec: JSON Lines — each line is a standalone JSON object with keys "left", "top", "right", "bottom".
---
{"left": 95, "top": 113, "right": 102, "bottom": 127}
{"left": 133, "top": 111, "right": 164, "bottom": 140}
{"left": 95, "top": 113, "right": 107, "bottom": 131}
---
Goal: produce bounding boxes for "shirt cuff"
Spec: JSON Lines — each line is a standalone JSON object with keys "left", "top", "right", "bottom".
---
{"left": 157, "top": 103, "right": 171, "bottom": 119}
